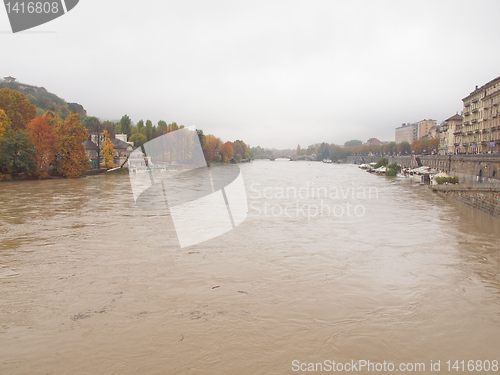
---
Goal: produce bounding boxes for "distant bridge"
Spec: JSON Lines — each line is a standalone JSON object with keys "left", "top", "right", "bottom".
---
{"left": 268, "top": 155, "right": 316, "bottom": 161}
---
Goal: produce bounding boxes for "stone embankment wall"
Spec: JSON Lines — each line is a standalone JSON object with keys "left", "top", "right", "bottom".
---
{"left": 432, "top": 184, "right": 500, "bottom": 217}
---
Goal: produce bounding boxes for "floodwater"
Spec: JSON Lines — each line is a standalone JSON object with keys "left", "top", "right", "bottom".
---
{"left": 1, "top": 160, "right": 500, "bottom": 374}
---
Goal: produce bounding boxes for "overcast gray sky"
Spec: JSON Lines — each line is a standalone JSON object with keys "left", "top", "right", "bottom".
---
{"left": 2, "top": 0, "right": 500, "bottom": 149}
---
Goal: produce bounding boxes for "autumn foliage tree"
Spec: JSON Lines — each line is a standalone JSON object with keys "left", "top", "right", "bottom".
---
{"left": 26, "top": 113, "right": 59, "bottom": 178}
{"left": 0, "top": 87, "right": 36, "bottom": 131}
{"left": 202, "top": 134, "right": 221, "bottom": 163}
{"left": 219, "top": 141, "right": 234, "bottom": 163}
{"left": 0, "top": 109, "right": 12, "bottom": 140}
{"left": 101, "top": 130, "right": 116, "bottom": 169}
{"left": 54, "top": 111, "right": 90, "bottom": 178}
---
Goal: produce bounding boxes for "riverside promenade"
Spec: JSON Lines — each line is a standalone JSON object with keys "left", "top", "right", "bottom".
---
{"left": 348, "top": 154, "right": 500, "bottom": 184}
{"left": 348, "top": 154, "right": 500, "bottom": 216}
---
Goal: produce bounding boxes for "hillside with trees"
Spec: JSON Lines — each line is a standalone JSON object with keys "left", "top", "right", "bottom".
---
{"left": 0, "top": 78, "right": 86, "bottom": 120}
{"left": 0, "top": 82, "right": 254, "bottom": 181}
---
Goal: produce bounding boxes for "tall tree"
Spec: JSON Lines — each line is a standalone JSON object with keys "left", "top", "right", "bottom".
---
{"left": 136, "top": 120, "right": 145, "bottom": 135}
{"left": 398, "top": 141, "right": 411, "bottom": 154}
{"left": 54, "top": 112, "right": 90, "bottom": 178}
{"left": 129, "top": 133, "right": 147, "bottom": 148}
{"left": 113, "top": 122, "right": 121, "bottom": 135}
{"left": 202, "top": 134, "right": 221, "bottom": 163}
{"left": 233, "top": 140, "right": 247, "bottom": 162}
{"left": 219, "top": 141, "right": 234, "bottom": 163}
{"left": 1, "top": 130, "right": 36, "bottom": 175}
{"left": 344, "top": 140, "right": 363, "bottom": 147}
{"left": 26, "top": 113, "right": 58, "bottom": 178}
{"left": 101, "top": 130, "right": 116, "bottom": 169}
{"left": 81, "top": 116, "right": 101, "bottom": 133}
{"left": 119, "top": 115, "right": 132, "bottom": 138}
{"left": 102, "top": 120, "right": 116, "bottom": 138}
{"left": 0, "top": 87, "right": 36, "bottom": 131}
{"left": 145, "top": 120, "right": 153, "bottom": 140}
{"left": 157, "top": 120, "right": 167, "bottom": 136}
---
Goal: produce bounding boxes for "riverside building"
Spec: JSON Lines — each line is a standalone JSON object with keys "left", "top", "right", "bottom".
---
{"left": 460, "top": 76, "right": 500, "bottom": 154}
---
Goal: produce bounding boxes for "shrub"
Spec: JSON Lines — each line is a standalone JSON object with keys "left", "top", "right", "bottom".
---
{"left": 374, "top": 157, "right": 389, "bottom": 168}
{"left": 435, "top": 176, "right": 459, "bottom": 184}
{"left": 386, "top": 162, "right": 401, "bottom": 173}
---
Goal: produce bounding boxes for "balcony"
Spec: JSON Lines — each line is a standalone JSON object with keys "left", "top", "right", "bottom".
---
{"left": 483, "top": 129, "right": 489, "bottom": 133}
{"left": 472, "top": 108, "right": 478, "bottom": 113}
{"left": 475, "top": 130, "right": 481, "bottom": 134}
{"left": 467, "top": 131, "right": 474, "bottom": 135}
{"left": 472, "top": 98, "right": 479, "bottom": 103}
{"left": 472, "top": 119, "right": 478, "bottom": 124}
{"left": 463, "top": 111, "right": 470, "bottom": 116}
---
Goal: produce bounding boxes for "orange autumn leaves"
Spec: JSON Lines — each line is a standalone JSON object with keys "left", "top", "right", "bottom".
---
{"left": 1, "top": 87, "right": 89, "bottom": 178}
{"left": 202, "top": 136, "right": 250, "bottom": 164}
{"left": 25, "top": 111, "right": 89, "bottom": 178}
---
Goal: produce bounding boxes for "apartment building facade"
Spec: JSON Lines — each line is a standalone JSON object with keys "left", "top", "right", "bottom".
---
{"left": 417, "top": 119, "right": 438, "bottom": 139}
{"left": 395, "top": 123, "right": 418, "bottom": 144}
{"left": 460, "top": 76, "right": 500, "bottom": 153}
{"left": 439, "top": 114, "right": 462, "bottom": 155}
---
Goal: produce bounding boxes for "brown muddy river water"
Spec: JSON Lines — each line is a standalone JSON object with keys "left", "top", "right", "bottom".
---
{"left": 1, "top": 160, "right": 500, "bottom": 374}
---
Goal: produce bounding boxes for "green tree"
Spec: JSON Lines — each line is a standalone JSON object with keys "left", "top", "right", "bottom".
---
{"left": 197, "top": 129, "right": 206, "bottom": 147}
{"left": 145, "top": 120, "right": 153, "bottom": 140}
{"left": 398, "top": 141, "right": 411, "bottom": 154}
{"left": 102, "top": 120, "right": 116, "bottom": 138}
{"left": 101, "top": 130, "right": 116, "bottom": 169}
{"left": 113, "top": 122, "right": 121, "bottom": 135}
{"left": 157, "top": 120, "right": 167, "bottom": 136}
{"left": 1, "top": 130, "right": 36, "bottom": 175}
{"left": 374, "top": 157, "right": 389, "bottom": 168}
{"left": 54, "top": 112, "right": 90, "bottom": 178}
{"left": 318, "top": 142, "right": 330, "bottom": 160}
{"left": 344, "top": 140, "right": 362, "bottom": 147}
{"left": 81, "top": 116, "right": 101, "bottom": 133}
{"left": 119, "top": 115, "right": 132, "bottom": 138}
{"left": 136, "top": 120, "right": 145, "bottom": 135}
{"left": 0, "top": 87, "right": 36, "bottom": 130}
{"left": 129, "top": 133, "right": 147, "bottom": 148}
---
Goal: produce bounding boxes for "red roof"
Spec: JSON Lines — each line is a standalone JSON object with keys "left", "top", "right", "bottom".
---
{"left": 445, "top": 114, "right": 463, "bottom": 122}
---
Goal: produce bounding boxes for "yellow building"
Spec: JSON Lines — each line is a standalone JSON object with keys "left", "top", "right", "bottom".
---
{"left": 417, "top": 119, "right": 438, "bottom": 139}
{"left": 461, "top": 76, "right": 500, "bottom": 153}
{"left": 439, "top": 114, "right": 462, "bottom": 155}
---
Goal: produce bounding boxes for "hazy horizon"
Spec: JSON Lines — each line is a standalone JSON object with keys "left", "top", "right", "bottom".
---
{"left": 2, "top": 0, "right": 500, "bottom": 149}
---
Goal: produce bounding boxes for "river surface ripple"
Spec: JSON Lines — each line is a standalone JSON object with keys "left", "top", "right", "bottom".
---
{"left": 1, "top": 161, "right": 500, "bottom": 374}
